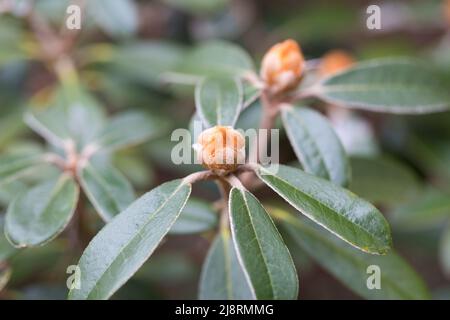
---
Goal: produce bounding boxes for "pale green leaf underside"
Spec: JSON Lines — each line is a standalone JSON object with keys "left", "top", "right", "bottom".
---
{"left": 316, "top": 59, "right": 450, "bottom": 113}
{"left": 89, "top": 0, "right": 138, "bottom": 38}
{"left": 93, "top": 111, "right": 167, "bottom": 152}
{"left": 171, "top": 198, "right": 218, "bottom": 235}
{"left": 196, "top": 76, "right": 243, "bottom": 128}
{"left": 78, "top": 161, "right": 135, "bottom": 222}
{"left": 282, "top": 106, "right": 350, "bottom": 186}
{"left": 25, "top": 86, "right": 106, "bottom": 149}
{"left": 199, "top": 231, "right": 253, "bottom": 300}
{"left": 5, "top": 174, "right": 79, "bottom": 248}
{"left": 229, "top": 188, "right": 298, "bottom": 300}
{"left": 256, "top": 164, "right": 392, "bottom": 254}
{"left": 68, "top": 179, "right": 191, "bottom": 300}
{"left": 0, "top": 153, "right": 48, "bottom": 187}
{"left": 283, "top": 215, "right": 430, "bottom": 299}
{"left": 112, "top": 41, "right": 185, "bottom": 84}
{"left": 179, "top": 40, "right": 255, "bottom": 77}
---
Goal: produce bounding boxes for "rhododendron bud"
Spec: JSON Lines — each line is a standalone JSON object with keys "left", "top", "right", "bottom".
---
{"left": 444, "top": 0, "right": 450, "bottom": 25}
{"left": 260, "top": 39, "right": 305, "bottom": 94}
{"left": 319, "top": 50, "right": 355, "bottom": 77}
{"left": 193, "top": 126, "right": 245, "bottom": 174}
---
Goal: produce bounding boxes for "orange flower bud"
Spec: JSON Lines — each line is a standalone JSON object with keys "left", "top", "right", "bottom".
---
{"left": 319, "top": 50, "right": 355, "bottom": 77}
{"left": 260, "top": 39, "right": 305, "bottom": 94}
{"left": 444, "top": 0, "right": 450, "bottom": 25}
{"left": 193, "top": 126, "right": 245, "bottom": 173}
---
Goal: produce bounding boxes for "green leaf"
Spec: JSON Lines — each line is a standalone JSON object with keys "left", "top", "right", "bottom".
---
{"left": 256, "top": 164, "right": 392, "bottom": 254}
{"left": 349, "top": 156, "right": 421, "bottom": 206}
{"left": 88, "top": 0, "right": 138, "bottom": 38}
{"left": 5, "top": 174, "right": 79, "bottom": 248}
{"left": 281, "top": 106, "right": 350, "bottom": 186}
{"left": 170, "top": 198, "right": 218, "bottom": 234}
{"left": 440, "top": 223, "right": 450, "bottom": 278}
{"left": 164, "top": 0, "right": 228, "bottom": 14}
{"left": 243, "top": 83, "right": 261, "bottom": 109}
{"left": 110, "top": 41, "right": 186, "bottom": 85}
{"left": 199, "top": 230, "right": 253, "bottom": 299}
{"left": 78, "top": 159, "right": 135, "bottom": 222}
{"left": 25, "top": 87, "right": 106, "bottom": 149}
{"left": 0, "top": 215, "right": 17, "bottom": 262}
{"left": 179, "top": 40, "right": 254, "bottom": 77}
{"left": 0, "top": 153, "right": 48, "bottom": 187}
{"left": 315, "top": 59, "right": 450, "bottom": 114}
{"left": 68, "top": 179, "right": 191, "bottom": 300}
{"left": 92, "top": 111, "right": 167, "bottom": 152}
{"left": 280, "top": 211, "right": 430, "bottom": 299}
{"left": 229, "top": 188, "right": 298, "bottom": 299}
{"left": 390, "top": 190, "right": 450, "bottom": 231}
{"left": 195, "top": 76, "right": 243, "bottom": 127}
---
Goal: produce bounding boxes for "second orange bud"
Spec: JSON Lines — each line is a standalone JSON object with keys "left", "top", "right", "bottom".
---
{"left": 260, "top": 39, "right": 305, "bottom": 95}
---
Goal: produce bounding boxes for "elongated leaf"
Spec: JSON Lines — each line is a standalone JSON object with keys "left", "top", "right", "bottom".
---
{"left": 199, "top": 230, "right": 253, "bottom": 299}
{"left": 195, "top": 76, "right": 243, "bottom": 127}
{"left": 92, "top": 111, "right": 167, "bottom": 152}
{"left": 111, "top": 41, "right": 185, "bottom": 85}
{"left": 315, "top": 59, "right": 450, "bottom": 113}
{"left": 0, "top": 153, "right": 47, "bottom": 186}
{"left": 164, "top": 0, "right": 228, "bottom": 14}
{"left": 280, "top": 211, "right": 429, "bottom": 299}
{"left": 179, "top": 41, "right": 255, "bottom": 77}
{"left": 282, "top": 106, "right": 350, "bottom": 186}
{"left": 256, "top": 164, "right": 392, "bottom": 254}
{"left": 349, "top": 156, "right": 420, "bottom": 205}
{"left": 390, "top": 189, "right": 450, "bottom": 231}
{"left": 171, "top": 198, "right": 218, "bottom": 234}
{"left": 78, "top": 160, "right": 135, "bottom": 222}
{"left": 68, "top": 179, "right": 191, "bottom": 300}
{"left": 5, "top": 174, "right": 79, "bottom": 248}
{"left": 229, "top": 188, "right": 298, "bottom": 299}
{"left": 440, "top": 223, "right": 450, "bottom": 277}
{"left": 88, "top": 0, "right": 138, "bottom": 38}
{"left": 26, "top": 87, "right": 106, "bottom": 149}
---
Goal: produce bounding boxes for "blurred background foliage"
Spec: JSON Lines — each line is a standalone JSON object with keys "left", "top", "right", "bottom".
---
{"left": 0, "top": 0, "right": 450, "bottom": 299}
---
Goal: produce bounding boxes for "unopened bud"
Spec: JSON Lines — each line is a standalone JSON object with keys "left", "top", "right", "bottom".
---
{"left": 193, "top": 126, "right": 245, "bottom": 174}
{"left": 260, "top": 39, "right": 305, "bottom": 95}
{"left": 318, "top": 50, "right": 355, "bottom": 77}
{"left": 444, "top": 0, "right": 450, "bottom": 25}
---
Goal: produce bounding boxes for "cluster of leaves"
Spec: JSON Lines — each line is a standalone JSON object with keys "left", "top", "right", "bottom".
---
{"left": 68, "top": 39, "right": 450, "bottom": 300}
{"left": 1, "top": 0, "right": 450, "bottom": 300}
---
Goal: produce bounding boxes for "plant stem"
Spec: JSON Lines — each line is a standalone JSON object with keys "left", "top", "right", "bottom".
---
{"left": 215, "top": 178, "right": 231, "bottom": 232}
{"left": 182, "top": 170, "right": 217, "bottom": 184}
{"left": 240, "top": 89, "right": 278, "bottom": 187}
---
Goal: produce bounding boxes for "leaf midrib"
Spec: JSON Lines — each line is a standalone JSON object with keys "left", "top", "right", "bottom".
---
{"left": 237, "top": 190, "right": 276, "bottom": 299}
{"left": 83, "top": 162, "right": 122, "bottom": 216}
